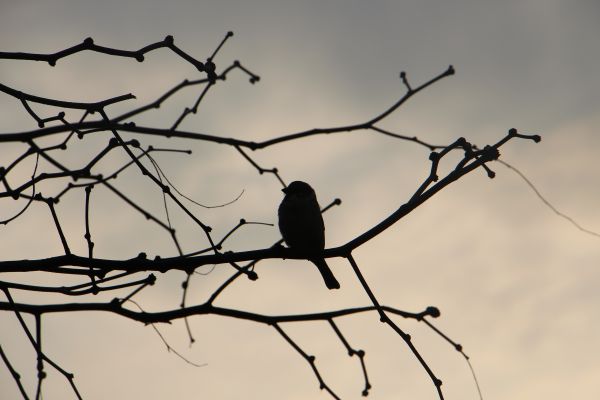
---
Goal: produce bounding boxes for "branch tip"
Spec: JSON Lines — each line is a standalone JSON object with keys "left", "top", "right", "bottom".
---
{"left": 426, "top": 306, "right": 441, "bottom": 318}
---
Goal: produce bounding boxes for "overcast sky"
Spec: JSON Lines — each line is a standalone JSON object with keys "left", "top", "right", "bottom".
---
{"left": 1, "top": 1, "right": 600, "bottom": 399}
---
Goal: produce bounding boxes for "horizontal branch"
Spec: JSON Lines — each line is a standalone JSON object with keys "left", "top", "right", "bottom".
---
{"left": 0, "top": 248, "right": 335, "bottom": 274}
{"left": 0, "top": 130, "right": 539, "bottom": 276}
{"left": 0, "top": 36, "right": 207, "bottom": 72}
{"left": 0, "top": 299, "right": 437, "bottom": 325}
{"left": 0, "top": 82, "right": 134, "bottom": 112}
{"left": 0, "top": 66, "right": 453, "bottom": 150}
{"left": 0, "top": 121, "right": 256, "bottom": 146}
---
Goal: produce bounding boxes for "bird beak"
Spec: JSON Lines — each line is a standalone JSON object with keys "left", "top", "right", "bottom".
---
{"left": 281, "top": 187, "right": 289, "bottom": 194}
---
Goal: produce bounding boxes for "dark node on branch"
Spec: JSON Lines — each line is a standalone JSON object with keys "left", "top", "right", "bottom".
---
{"left": 37, "top": 120, "right": 45, "bottom": 128}
{"left": 148, "top": 274, "right": 156, "bottom": 285}
{"left": 154, "top": 256, "right": 168, "bottom": 273}
{"left": 447, "top": 65, "right": 455, "bottom": 75}
{"left": 10, "top": 192, "right": 19, "bottom": 200}
{"left": 109, "top": 137, "right": 119, "bottom": 147}
{"left": 240, "top": 218, "right": 246, "bottom": 224}
{"left": 333, "top": 198, "right": 342, "bottom": 205}
{"left": 83, "top": 37, "right": 94, "bottom": 46}
{"left": 131, "top": 139, "right": 140, "bottom": 148}
{"left": 136, "top": 54, "right": 144, "bottom": 62}
{"left": 205, "top": 226, "right": 212, "bottom": 233}
{"left": 204, "top": 59, "right": 216, "bottom": 74}
{"left": 162, "top": 185, "right": 170, "bottom": 194}
{"left": 137, "top": 252, "right": 147, "bottom": 259}
{"left": 508, "top": 128, "right": 517, "bottom": 137}
{"left": 110, "top": 297, "right": 121, "bottom": 307}
{"left": 164, "top": 35, "right": 174, "bottom": 44}
{"left": 400, "top": 71, "right": 411, "bottom": 90}
{"left": 357, "top": 349, "right": 365, "bottom": 357}
{"left": 308, "top": 355, "right": 316, "bottom": 362}
{"left": 84, "top": 233, "right": 91, "bottom": 240}
{"left": 435, "top": 378, "right": 443, "bottom": 387}
{"left": 247, "top": 271, "right": 259, "bottom": 281}
{"left": 48, "top": 58, "right": 56, "bottom": 66}
{"left": 532, "top": 135, "right": 541, "bottom": 143}
{"left": 455, "top": 343, "right": 462, "bottom": 352}
{"left": 125, "top": 121, "right": 136, "bottom": 127}
{"left": 58, "top": 111, "right": 65, "bottom": 118}
{"left": 429, "top": 151, "right": 439, "bottom": 161}
{"left": 181, "top": 280, "right": 188, "bottom": 289}
{"left": 272, "top": 167, "right": 278, "bottom": 173}
{"left": 426, "top": 306, "right": 441, "bottom": 317}
{"left": 38, "top": 371, "right": 47, "bottom": 380}
{"left": 227, "top": 31, "right": 234, "bottom": 37}
{"left": 59, "top": 143, "right": 67, "bottom": 150}
{"left": 481, "top": 145, "right": 500, "bottom": 162}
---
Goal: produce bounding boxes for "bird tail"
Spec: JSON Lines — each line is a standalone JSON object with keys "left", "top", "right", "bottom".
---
{"left": 310, "top": 258, "right": 340, "bottom": 290}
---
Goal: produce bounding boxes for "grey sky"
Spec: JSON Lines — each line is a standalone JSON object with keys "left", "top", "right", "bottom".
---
{"left": 1, "top": 1, "right": 599, "bottom": 399}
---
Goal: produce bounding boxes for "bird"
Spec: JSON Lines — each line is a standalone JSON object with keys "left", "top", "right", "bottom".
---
{"left": 278, "top": 181, "right": 340, "bottom": 289}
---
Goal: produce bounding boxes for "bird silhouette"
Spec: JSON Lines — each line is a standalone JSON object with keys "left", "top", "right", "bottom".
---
{"left": 278, "top": 181, "right": 340, "bottom": 289}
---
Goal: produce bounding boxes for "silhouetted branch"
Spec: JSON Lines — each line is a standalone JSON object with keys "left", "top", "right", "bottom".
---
{"left": 0, "top": 35, "right": 208, "bottom": 73}
{"left": 274, "top": 323, "right": 340, "bottom": 399}
{"left": 423, "top": 319, "right": 483, "bottom": 400}
{"left": 497, "top": 159, "right": 600, "bottom": 238}
{"left": 126, "top": 299, "right": 207, "bottom": 368}
{"left": 347, "top": 253, "right": 444, "bottom": 399}
{"left": 0, "top": 35, "right": 543, "bottom": 399}
{"left": 329, "top": 319, "right": 371, "bottom": 396}
{"left": 0, "top": 344, "right": 30, "bottom": 400}
{"left": 0, "top": 81, "right": 135, "bottom": 112}
{"left": 1, "top": 288, "right": 82, "bottom": 400}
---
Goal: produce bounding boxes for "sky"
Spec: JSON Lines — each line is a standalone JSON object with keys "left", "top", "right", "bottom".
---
{"left": 1, "top": 1, "right": 600, "bottom": 399}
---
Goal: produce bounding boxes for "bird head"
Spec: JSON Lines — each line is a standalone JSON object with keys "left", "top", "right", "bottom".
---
{"left": 282, "top": 181, "right": 315, "bottom": 196}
